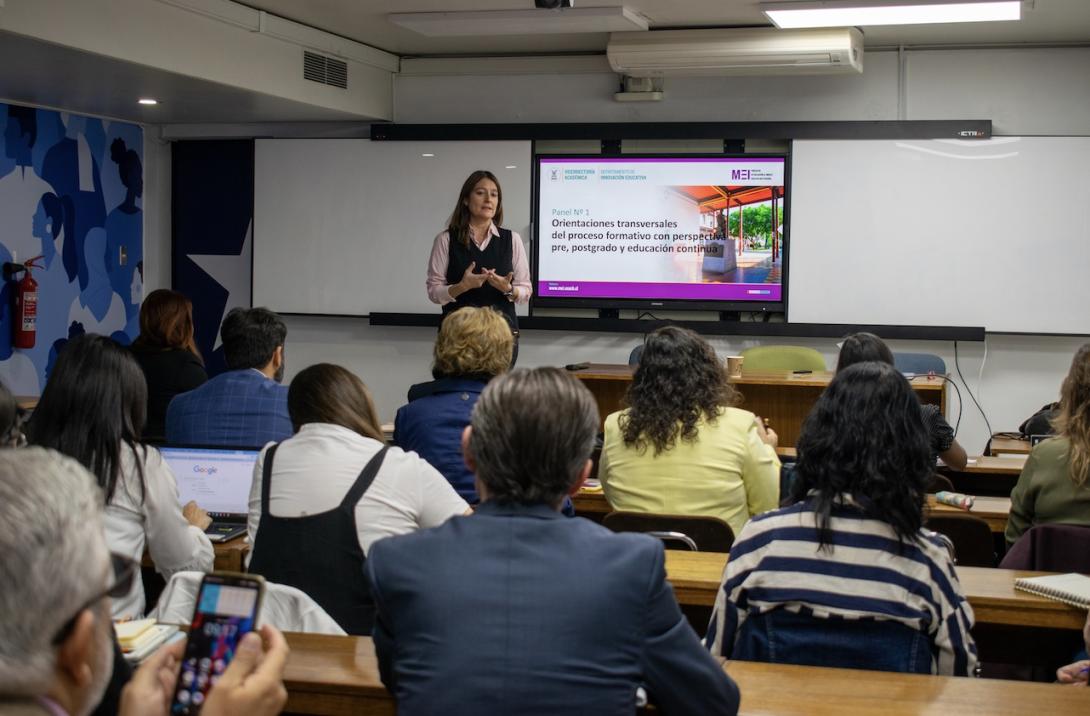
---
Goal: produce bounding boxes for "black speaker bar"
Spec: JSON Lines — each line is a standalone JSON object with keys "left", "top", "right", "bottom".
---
{"left": 367, "top": 313, "right": 985, "bottom": 342}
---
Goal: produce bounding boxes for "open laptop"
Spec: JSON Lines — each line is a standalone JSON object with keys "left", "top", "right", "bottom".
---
{"left": 160, "top": 445, "right": 262, "bottom": 543}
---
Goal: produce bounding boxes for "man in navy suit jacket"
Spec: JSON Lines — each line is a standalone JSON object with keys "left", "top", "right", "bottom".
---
{"left": 165, "top": 307, "right": 291, "bottom": 446}
{"left": 366, "top": 367, "right": 740, "bottom": 715}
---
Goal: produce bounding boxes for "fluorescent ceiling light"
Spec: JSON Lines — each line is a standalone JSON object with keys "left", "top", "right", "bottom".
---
{"left": 421, "top": 153, "right": 435, "bottom": 157}
{"left": 762, "top": 1, "right": 1020, "bottom": 29}
{"left": 137, "top": 98, "right": 159, "bottom": 105}
{"left": 505, "top": 165, "right": 518, "bottom": 169}
{"left": 389, "top": 7, "right": 648, "bottom": 37}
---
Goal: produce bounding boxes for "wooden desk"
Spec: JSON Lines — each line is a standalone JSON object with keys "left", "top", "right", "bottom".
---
{"left": 927, "top": 495, "right": 1011, "bottom": 534}
{"left": 213, "top": 536, "right": 250, "bottom": 572}
{"left": 990, "top": 436, "right": 1032, "bottom": 456}
{"left": 723, "top": 660, "right": 1090, "bottom": 716}
{"left": 572, "top": 365, "right": 946, "bottom": 447}
{"left": 943, "top": 455, "right": 1026, "bottom": 497}
{"left": 661, "top": 551, "right": 1087, "bottom": 630}
{"left": 145, "top": 535, "right": 250, "bottom": 572}
{"left": 15, "top": 395, "right": 37, "bottom": 411}
{"left": 280, "top": 633, "right": 1090, "bottom": 716}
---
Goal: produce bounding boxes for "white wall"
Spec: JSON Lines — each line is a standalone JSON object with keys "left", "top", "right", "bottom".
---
{"left": 163, "top": 45, "right": 1090, "bottom": 455}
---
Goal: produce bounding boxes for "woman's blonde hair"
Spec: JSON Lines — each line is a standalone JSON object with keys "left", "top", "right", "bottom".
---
{"left": 1054, "top": 344, "right": 1090, "bottom": 486}
{"left": 433, "top": 307, "right": 513, "bottom": 379}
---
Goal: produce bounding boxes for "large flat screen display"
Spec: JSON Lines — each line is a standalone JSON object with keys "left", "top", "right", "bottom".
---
{"left": 534, "top": 155, "right": 788, "bottom": 311}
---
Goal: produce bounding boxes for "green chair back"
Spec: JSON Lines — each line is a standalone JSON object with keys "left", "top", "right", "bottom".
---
{"left": 740, "top": 345, "right": 826, "bottom": 373}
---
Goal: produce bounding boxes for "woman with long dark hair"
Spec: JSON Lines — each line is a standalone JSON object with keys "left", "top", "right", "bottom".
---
{"left": 599, "top": 326, "right": 780, "bottom": 537}
{"left": 706, "top": 361, "right": 977, "bottom": 675}
{"left": 426, "top": 170, "right": 530, "bottom": 361}
{"left": 836, "top": 332, "right": 967, "bottom": 469}
{"left": 130, "top": 289, "right": 207, "bottom": 441}
{"left": 1007, "top": 343, "right": 1090, "bottom": 545}
{"left": 27, "top": 334, "right": 213, "bottom": 618}
{"left": 246, "top": 363, "right": 469, "bottom": 635}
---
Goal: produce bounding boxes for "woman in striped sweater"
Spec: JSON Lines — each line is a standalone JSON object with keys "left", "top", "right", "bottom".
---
{"left": 705, "top": 361, "right": 978, "bottom": 676}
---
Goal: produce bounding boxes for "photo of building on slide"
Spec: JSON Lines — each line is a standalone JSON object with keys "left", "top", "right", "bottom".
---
{"left": 670, "top": 185, "right": 785, "bottom": 285}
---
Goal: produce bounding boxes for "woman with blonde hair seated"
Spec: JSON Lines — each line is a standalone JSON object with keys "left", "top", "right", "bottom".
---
{"left": 395, "top": 306, "right": 513, "bottom": 503}
{"left": 247, "top": 363, "right": 469, "bottom": 635}
{"left": 600, "top": 326, "right": 780, "bottom": 538}
{"left": 1007, "top": 343, "right": 1090, "bottom": 546}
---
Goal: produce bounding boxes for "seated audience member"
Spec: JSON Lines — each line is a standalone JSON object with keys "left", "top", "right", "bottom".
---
{"left": 165, "top": 307, "right": 291, "bottom": 446}
{"left": 28, "top": 334, "right": 213, "bottom": 618}
{"left": 367, "top": 368, "right": 740, "bottom": 715}
{"left": 1056, "top": 611, "right": 1090, "bottom": 684}
{"left": 1007, "top": 344, "right": 1090, "bottom": 546}
{"left": 600, "top": 326, "right": 779, "bottom": 537}
{"left": 0, "top": 448, "right": 288, "bottom": 716}
{"left": 395, "top": 306, "right": 512, "bottom": 502}
{"left": 706, "top": 362, "right": 977, "bottom": 676}
{"left": 129, "top": 289, "right": 208, "bottom": 442}
{"left": 247, "top": 363, "right": 469, "bottom": 635}
{"left": 836, "top": 332, "right": 968, "bottom": 470}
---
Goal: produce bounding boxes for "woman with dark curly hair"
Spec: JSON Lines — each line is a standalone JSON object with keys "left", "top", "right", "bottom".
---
{"left": 706, "top": 361, "right": 977, "bottom": 676}
{"left": 599, "top": 326, "right": 779, "bottom": 537}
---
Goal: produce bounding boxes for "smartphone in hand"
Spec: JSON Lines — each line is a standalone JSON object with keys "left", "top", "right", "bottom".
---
{"left": 171, "top": 572, "right": 265, "bottom": 714}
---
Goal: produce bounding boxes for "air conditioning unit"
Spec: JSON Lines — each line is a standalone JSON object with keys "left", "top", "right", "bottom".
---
{"left": 607, "top": 27, "right": 863, "bottom": 77}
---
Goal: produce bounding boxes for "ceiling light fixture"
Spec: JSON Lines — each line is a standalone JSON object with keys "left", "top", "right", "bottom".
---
{"left": 505, "top": 165, "right": 518, "bottom": 169}
{"left": 389, "top": 6, "right": 647, "bottom": 37}
{"left": 421, "top": 153, "right": 435, "bottom": 157}
{"left": 137, "top": 98, "right": 159, "bottom": 105}
{"left": 762, "top": 0, "right": 1021, "bottom": 29}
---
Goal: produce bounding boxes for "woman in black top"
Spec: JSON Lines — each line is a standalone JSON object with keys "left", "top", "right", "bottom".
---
{"left": 426, "top": 170, "right": 532, "bottom": 363}
{"left": 129, "top": 289, "right": 207, "bottom": 441}
{"left": 836, "top": 332, "right": 968, "bottom": 470}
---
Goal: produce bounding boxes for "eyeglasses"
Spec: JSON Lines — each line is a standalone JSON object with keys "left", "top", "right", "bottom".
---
{"left": 51, "top": 553, "right": 139, "bottom": 645}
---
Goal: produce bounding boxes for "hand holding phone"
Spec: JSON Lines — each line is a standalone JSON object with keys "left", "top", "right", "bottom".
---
{"left": 171, "top": 573, "right": 265, "bottom": 714}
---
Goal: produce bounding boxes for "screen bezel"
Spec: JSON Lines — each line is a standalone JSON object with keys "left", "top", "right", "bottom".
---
{"left": 531, "top": 152, "right": 791, "bottom": 314}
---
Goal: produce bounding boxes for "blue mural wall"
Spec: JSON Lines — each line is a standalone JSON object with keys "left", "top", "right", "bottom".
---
{"left": 0, "top": 102, "right": 143, "bottom": 395}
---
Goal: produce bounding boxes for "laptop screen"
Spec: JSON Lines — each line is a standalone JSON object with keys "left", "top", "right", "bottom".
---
{"left": 161, "top": 446, "right": 261, "bottom": 516}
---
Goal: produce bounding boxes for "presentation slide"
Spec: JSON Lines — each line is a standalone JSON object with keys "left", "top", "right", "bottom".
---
{"left": 537, "top": 157, "right": 786, "bottom": 303}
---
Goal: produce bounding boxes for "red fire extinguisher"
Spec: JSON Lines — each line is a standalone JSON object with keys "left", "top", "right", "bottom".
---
{"left": 13, "top": 256, "right": 43, "bottom": 350}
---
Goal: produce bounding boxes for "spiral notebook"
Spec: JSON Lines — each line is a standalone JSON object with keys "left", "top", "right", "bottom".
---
{"left": 1013, "top": 573, "right": 1090, "bottom": 608}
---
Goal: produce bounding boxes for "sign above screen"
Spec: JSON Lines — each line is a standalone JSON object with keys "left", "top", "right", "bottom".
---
{"left": 534, "top": 155, "right": 789, "bottom": 312}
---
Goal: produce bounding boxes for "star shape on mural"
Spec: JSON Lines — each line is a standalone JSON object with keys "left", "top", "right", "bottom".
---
{"left": 187, "top": 220, "right": 251, "bottom": 351}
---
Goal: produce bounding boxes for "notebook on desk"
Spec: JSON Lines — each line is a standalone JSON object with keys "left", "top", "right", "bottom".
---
{"left": 161, "top": 445, "right": 262, "bottom": 543}
{"left": 1013, "top": 573, "right": 1090, "bottom": 609}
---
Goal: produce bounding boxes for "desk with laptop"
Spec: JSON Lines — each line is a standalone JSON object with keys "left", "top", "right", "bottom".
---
{"left": 161, "top": 445, "right": 261, "bottom": 544}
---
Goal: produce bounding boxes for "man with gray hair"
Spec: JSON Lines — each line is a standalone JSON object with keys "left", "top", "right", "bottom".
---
{"left": 367, "top": 367, "right": 740, "bottom": 715}
{"left": 0, "top": 449, "right": 119, "bottom": 716}
{"left": 0, "top": 449, "right": 291, "bottom": 716}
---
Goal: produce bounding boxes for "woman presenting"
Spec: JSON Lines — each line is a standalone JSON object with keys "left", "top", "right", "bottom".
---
{"left": 427, "top": 170, "right": 531, "bottom": 360}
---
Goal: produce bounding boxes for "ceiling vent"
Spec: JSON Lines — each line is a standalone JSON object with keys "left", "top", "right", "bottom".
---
{"left": 607, "top": 27, "right": 863, "bottom": 77}
{"left": 303, "top": 50, "right": 349, "bottom": 89}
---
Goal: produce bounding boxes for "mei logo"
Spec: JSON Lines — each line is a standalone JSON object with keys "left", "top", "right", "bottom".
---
{"left": 731, "top": 169, "right": 751, "bottom": 181}
{"left": 193, "top": 464, "right": 219, "bottom": 475}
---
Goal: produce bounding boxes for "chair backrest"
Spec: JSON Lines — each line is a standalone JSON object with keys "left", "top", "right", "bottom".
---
{"left": 603, "top": 511, "right": 735, "bottom": 552}
{"left": 925, "top": 514, "right": 996, "bottom": 567}
{"left": 151, "top": 572, "right": 347, "bottom": 635}
{"left": 1000, "top": 523, "right": 1090, "bottom": 572}
{"left": 926, "top": 473, "right": 955, "bottom": 494}
{"left": 733, "top": 608, "right": 932, "bottom": 674}
{"left": 894, "top": 352, "right": 947, "bottom": 375}
{"left": 628, "top": 344, "right": 644, "bottom": 366}
{"left": 740, "top": 345, "right": 826, "bottom": 373}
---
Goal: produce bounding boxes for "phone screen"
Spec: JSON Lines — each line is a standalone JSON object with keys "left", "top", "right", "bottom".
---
{"left": 171, "top": 575, "right": 263, "bottom": 714}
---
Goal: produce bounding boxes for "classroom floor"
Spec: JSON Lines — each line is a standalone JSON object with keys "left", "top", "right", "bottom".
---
{"left": 705, "top": 250, "right": 781, "bottom": 284}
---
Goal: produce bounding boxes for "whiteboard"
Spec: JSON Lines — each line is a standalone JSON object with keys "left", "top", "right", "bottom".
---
{"left": 788, "top": 138, "right": 1090, "bottom": 334}
{"left": 253, "top": 139, "right": 532, "bottom": 315}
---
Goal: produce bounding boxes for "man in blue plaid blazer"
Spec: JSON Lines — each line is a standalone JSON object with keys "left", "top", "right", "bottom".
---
{"left": 166, "top": 307, "right": 291, "bottom": 447}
